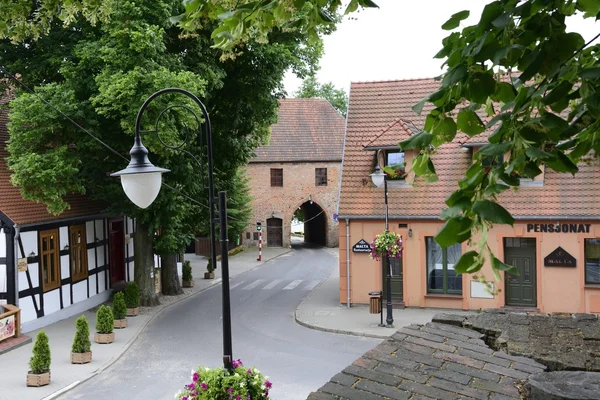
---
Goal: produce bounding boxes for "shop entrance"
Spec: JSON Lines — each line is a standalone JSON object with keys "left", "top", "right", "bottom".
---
{"left": 504, "top": 237, "right": 537, "bottom": 307}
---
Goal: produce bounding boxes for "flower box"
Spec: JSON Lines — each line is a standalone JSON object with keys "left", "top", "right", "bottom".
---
{"left": 27, "top": 371, "right": 50, "bottom": 387}
{"left": 71, "top": 351, "right": 92, "bottom": 364}
{"left": 94, "top": 332, "right": 115, "bottom": 344}
{"left": 114, "top": 318, "right": 127, "bottom": 329}
{"left": 127, "top": 307, "right": 139, "bottom": 317}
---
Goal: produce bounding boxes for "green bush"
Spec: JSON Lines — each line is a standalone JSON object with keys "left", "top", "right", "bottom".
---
{"left": 124, "top": 281, "right": 139, "bottom": 308}
{"left": 112, "top": 292, "right": 127, "bottom": 320}
{"left": 206, "top": 257, "right": 215, "bottom": 273}
{"left": 29, "top": 330, "right": 51, "bottom": 374}
{"left": 71, "top": 315, "right": 91, "bottom": 354}
{"left": 182, "top": 260, "right": 193, "bottom": 281}
{"left": 95, "top": 305, "right": 114, "bottom": 334}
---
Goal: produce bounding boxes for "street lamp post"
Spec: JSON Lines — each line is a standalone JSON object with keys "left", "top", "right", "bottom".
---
{"left": 111, "top": 88, "right": 234, "bottom": 370}
{"left": 370, "top": 165, "right": 394, "bottom": 328}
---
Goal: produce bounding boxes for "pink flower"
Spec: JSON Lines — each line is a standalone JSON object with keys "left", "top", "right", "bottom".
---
{"left": 227, "top": 388, "right": 233, "bottom": 393}
{"left": 185, "top": 383, "right": 195, "bottom": 390}
{"left": 247, "top": 368, "right": 252, "bottom": 374}
{"left": 192, "top": 372, "right": 199, "bottom": 382}
{"left": 265, "top": 380, "right": 272, "bottom": 389}
{"left": 200, "top": 383, "right": 208, "bottom": 390}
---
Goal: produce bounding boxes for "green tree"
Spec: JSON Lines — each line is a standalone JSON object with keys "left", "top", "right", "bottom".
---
{"left": 29, "top": 330, "right": 51, "bottom": 374}
{"left": 71, "top": 315, "right": 92, "bottom": 354}
{"left": 295, "top": 76, "right": 348, "bottom": 117}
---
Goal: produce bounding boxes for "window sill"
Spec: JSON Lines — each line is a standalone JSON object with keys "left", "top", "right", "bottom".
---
{"left": 584, "top": 285, "right": 600, "bottom": 290}
{"left": 519, "top": 178, "right": 543, "bottom": 187}
{"left": 425, "top": 293, "right": 463, "bottom": 299}
{"left": 387, "top": 180, "right": 411, "bottom": 189}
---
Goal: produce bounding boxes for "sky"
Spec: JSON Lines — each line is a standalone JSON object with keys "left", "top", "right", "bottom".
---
{"left": 284, "top": 0, "right": 600, "bottom": 95}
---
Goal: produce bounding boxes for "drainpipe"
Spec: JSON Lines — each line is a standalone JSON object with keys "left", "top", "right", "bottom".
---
{"left": 346, "top": 218, "right": 351, "bottom": 308}
{"left": 13, "top": 224, "right": 20, "bottom": 307}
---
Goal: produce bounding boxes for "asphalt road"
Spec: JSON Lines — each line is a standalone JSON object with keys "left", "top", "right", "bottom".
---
{"left": 61, "top": 242, "right": 381, "bottom": 400}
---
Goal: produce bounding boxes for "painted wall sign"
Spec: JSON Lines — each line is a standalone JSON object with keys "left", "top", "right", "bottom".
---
{"left": 527, "top": 223, "right": 590, "bottom": 233}
{"left": 17, "top": 257, "right": 28, "bottom": 272}
{"left": 0, "top": 314, "right": 15, "bottom": 342}
{"left": 544, "top": 246, "right": 576, "bottom": 267}
{"left": 352, "top": 239, "right": 371, "bottom": 253}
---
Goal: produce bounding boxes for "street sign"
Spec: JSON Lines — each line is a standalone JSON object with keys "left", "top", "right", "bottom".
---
{"left": 352, "top": 239, "right": 371, "bottom": 253}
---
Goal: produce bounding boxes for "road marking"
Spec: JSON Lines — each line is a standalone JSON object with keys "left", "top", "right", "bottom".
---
{"left": 242, "top": 279, "right": 266, "bottom": 290}
{"left": 42, "top": 380, "right": 81, "bottom": 400}
{"left": 229, "top": 280, "right": 246, "bottom": 290}
{"left": 282, "top": 279, "right": 303, "bottom": 290}
{"left": 262, "top": 279, "right": 283, "bottom": 290}
{"left": 302, "top": 280, "right": 321, "bottom": 290}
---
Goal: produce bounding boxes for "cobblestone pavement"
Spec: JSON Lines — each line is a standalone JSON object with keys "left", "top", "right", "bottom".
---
{"left": 307, "top": 321, "right": 546, "bottom": 400}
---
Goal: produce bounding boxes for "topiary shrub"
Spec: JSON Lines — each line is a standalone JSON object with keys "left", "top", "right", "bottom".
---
{"left": 124, "top": 282, "right": 139, "bottom": 308}
{"left": 206, "top": 257, "right": 215, "bottom": 273}
{"left": 29, "top": 330, "right": 51, "bottom": 374}
{"left": 112, "top": 292, "right": 127, "bottom": 320}
{"left": 182, "top": 260, "right": 193, "bottom": 282}
{"left": 71, "top": 315, "right": 91, "bottom": 354}
{"left": 95, "top": 305, "right": 114, "bottom": 334}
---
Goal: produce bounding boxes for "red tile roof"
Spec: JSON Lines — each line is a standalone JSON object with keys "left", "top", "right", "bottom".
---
{"left": 250, "top": 98, "right": 346, "bottom": 163}
{"left": 0, "top": 105, "right": 108, "bottom": 226}
{"left": 339, "top": 78, "right": 600, "bottom": 218}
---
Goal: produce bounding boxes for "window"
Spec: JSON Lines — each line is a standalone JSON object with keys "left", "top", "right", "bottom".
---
{"left": 386, "top": 151, "right": 406, "bottom": 180}
{"left": 585, "top": 239, "right": 600, "bottom": 284}
{"left": 315, "top": 168, "right": 327, "bottom": 186}
{"left": 40, "top": 229, "right": 60, "bottom": 292}
{"left": 426, "top": 237, "right": 462, "bottom": 294}
{"left": 253, "top": 232, "right": 259, "bottom": 240}
{"left": 246, "top": 232, "right": 251, "bottom": 240}
{"left": 70, "top": 225, "right": 88, "bottom": 282}
{"left": 481, "top": 155, "right": 503, "bottom": 169}
{"left": 270, "top": 168, "right": 283, "bottom": 187}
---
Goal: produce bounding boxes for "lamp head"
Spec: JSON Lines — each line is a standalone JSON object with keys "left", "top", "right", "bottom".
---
{"left": 111, "top": 137, "right": 169, "bottom": 209}
{"left": 370, "top": 165, "right": 385, "bottom": 188}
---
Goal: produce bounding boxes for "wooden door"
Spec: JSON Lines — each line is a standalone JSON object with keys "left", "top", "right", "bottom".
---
{"left": 504, "top": 238, "right": 537, "bottom": 307}
{"left": 382, "top": 257, "right": 403, "bottom": 304}
{"left": 109, "top": 219, "right": 126, "bottom": 286}
{"left": 266, "top": 218, "right": 282, "bottom": 247}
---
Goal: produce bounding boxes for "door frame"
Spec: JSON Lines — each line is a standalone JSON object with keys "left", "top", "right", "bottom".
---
{"left": 503, "top": 236, "right": 538, "bottom": 308}
{"left": 266, "top": 217, "right": 283, "bottom": 247}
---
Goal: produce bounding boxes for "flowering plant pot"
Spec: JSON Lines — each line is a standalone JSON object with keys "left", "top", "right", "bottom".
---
{"left": 370, "top": 231, "right": 403, "bottom": 261}
{"left": 114, "top": 318, "right": 127, "bottom": 329}
{"left": 175, "top": 359, "right": 272, "bottom": 400}
{"left": 71, "top": 351, "right": 92, "bottom": 364}
{"left": 27, "top": 371, "right": 51, "bottom": 387}
{"left": 383, "top": 164, "right": 407, "bottom": 180}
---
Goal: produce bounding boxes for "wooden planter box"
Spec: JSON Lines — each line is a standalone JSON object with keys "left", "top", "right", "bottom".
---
{"left": 204, "top": 272, "right": 215, "bottom": 280}
{"left": 182, "top": 280, "right": 195, "bottom": 287}
{"left": 71, "top": 351, "right": 92, "bottom": 364}
{"left": 94, "top": 332, "right": 115, "bottom": 344}
{"left": 114, "top": 319, "right": 127, "bottom": 329}
{"left": 127, "top": 307, "right": 139, "bottom": 317}
{"left": 27, "top": 371, "right": 50, "bottom": 387}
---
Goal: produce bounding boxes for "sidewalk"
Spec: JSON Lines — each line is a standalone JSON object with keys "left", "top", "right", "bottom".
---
{"left": 0, "top": 246, "right": 290, "bottom": 400}
{"left": 295, "top": 267, "right": 475, "bottom": 339}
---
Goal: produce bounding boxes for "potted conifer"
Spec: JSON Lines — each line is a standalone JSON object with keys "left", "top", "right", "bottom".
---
{"left": 204, "top": 257, "right": 215, "bottom": 280}
{"left": 27, "top": 330, "right": 51, "bottom": 387}
{"left": 71, "top": 315, "right": 92, "bottom": 364}
{"left": 113, "top": 292, "right": 127, "bottom": 329}
{"left": 94, "top": 305, "right": 115, "bottom": 344}
{"left": 182, "top": 260, "right": 194, "bottom": 287}
{"left": 124, "top": 282, "right": 140, "bottom": 316}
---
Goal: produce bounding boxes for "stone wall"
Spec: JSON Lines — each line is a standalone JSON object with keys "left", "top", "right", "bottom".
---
{"left": 244, "top": 161, "right": 341, "bottom": 248}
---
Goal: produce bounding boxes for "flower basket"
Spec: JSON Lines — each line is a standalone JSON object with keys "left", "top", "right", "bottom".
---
{"left": 370, "top": 231, "right": 403, "bottom": 261}
{"left": 175, "top": 359, "right": 272, "bottom": 400}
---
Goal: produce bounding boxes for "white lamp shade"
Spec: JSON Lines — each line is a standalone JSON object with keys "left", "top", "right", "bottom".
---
{"left": 370, "top": 170, "right": 385, "bottom": 188}
{"left": 120, "top": 172, "right": 163, "bottom": 209}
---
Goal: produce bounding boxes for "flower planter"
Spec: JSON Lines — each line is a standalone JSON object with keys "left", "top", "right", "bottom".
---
{"left": 94, "top": 332, "right": 115, "bottom": 344}
{"left": 204, "top": 272, "right": 215, "bottom": 280}
{"left": 127, "top": 307, "right": 139, "bottom": 317}
{"left": 27, "top": 371, "right": 50, "bottom": 387}
{"left": 182, "top": 280, "right": 195, "bottom": 287}
{"left": 71, "top": 351, "right": 92, "bottom": 364}
{"left": 114, "top": 318, "right": 127, "bottom": 329}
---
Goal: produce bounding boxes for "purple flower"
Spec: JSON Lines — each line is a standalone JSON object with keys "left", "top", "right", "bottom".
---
{"left": 200, "top": 383, "right": 208, "bottom": 390}
{"left": 235, "top": 396, "right": 241, "bottom": 400}
{"left": 247, "top": 395, "right": 251, "bottom": 400}
{"left": 192, "top": 372, "right": 199, "bottom": 382}
{"left": 227, "top": 388, "right": 233, "bottom": 393}
{"left": 264, "top": 391, "right": 269, "bottom": 398}
{"left": 265, "top": 380, "right": 272, "bottom": 389}
{"left": 232, "top": 358, "right": 243, "bottom": 368}
{"left": 185, "top": 383, "right": 195, "bottom": 390}
{"left": 247, "top": 368, "right": 252, "bottom": 374}
{"left": 182, "top": 397, "right": 188, "bottom": 400}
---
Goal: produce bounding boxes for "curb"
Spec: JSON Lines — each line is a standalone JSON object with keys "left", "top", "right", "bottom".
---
{"left": 49, "top": 248, "right": 293, "bottom": 399}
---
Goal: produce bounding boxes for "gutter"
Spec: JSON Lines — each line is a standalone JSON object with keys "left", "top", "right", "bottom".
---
{"left": 345, "top": 218, "right": 351, "bottom": 308}
{"left": 338, "top": 215, "right": 600, "bottom": 221}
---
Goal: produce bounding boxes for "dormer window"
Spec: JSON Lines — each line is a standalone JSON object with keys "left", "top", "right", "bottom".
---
{"left": 384, "top": 151, "right": 406, "bottom": 180}
{"left": 481, "top": 155, "right": 503, "bottom": 169}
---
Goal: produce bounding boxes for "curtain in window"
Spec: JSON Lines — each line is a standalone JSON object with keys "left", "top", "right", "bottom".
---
{"left": 427, "top": 237, "right": 443, "bottom": 291}
{"left": 447, "top": 243, "right": 462, "bottom": 291}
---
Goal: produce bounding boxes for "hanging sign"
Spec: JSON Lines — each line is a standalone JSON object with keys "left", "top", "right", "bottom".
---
{"left": 352, "top": 239, "right": 371, "bottom": 253}
{"left": 17, "top": 258, "right": 28, "bottom": 272}
{"left": 544, "top": 246, "right": 576, "bottom": 267}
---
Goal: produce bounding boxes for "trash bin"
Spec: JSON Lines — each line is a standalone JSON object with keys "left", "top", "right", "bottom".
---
{"left": 369, "top": 291, "right": 382, "bottom": 314}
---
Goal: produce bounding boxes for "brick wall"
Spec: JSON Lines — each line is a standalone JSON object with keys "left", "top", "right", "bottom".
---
{"left": 244, "top": 161, "right": 341, "bottom": 248}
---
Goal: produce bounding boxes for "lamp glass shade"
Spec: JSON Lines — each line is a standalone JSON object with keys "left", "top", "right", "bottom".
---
{"left": 370, "top": 169, "right": 385, "bottom": 188}
{"left": 120, "top": 172, "right": 163, "bottom": 209}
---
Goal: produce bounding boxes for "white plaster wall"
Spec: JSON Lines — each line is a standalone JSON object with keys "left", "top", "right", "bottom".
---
{"left": 97, "top": 269, "right": 106, "bottom": 294}
{"left": 95, "top": 219, "right": 104, "bottom": 241}
{"left": 127, "top": 217, "right": 134, "bottom": 234}
{"left": 73, "top": 280, "right": 87, "bottom": 304}
{"left": 20, "top": 231, "right": 37, "bottom": 259}
{"left": 62, "top": 284, "right": 71, "bottom": 307}
{"left": 0, "top": 232, "right": 6, "bottom": 257}
{"left": 19, "top": 262, "right": 38, "bottom": 289}
{"left": 43, "top": 289, "right": 61, "bottom": 316}
{"left": 0, "top": 264, "right": 6, "bottom": 294}
{"left": 88, "top": 274, "right": 97, "bottom": 296}
{"left": 86, "top": 221, "right": 95, "bottom": 244}
{"left": 0, "top": 299, "right": 6, "bottom": 306}
{"left": 128, "top": 262, "right": 134, "bottom": 283}
{"left": 97, "top": 245, "right": 105, "bottom": 268}
{"left": 19, "top": 295, "right": 39, "bottom": 323}
{"left": 59, "top": 226, "right": 68, "bottom": 250}
{"left": 60, "top": 254, "right": 69, "bottom": 280}
{"left": 87, "top": 248, "right": 96, "bottom": 270}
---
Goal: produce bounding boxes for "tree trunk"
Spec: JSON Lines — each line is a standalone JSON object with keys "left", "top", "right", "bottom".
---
{"left": 161, "top": 254, "right": 183, "bottom": 296}
{"left": 134, "top": 220, "right": 160, "bottom": 306}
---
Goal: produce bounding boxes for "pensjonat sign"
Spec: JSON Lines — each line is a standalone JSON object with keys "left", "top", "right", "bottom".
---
{"left": 527, "top": 223, "right": 591, "bottom": 233}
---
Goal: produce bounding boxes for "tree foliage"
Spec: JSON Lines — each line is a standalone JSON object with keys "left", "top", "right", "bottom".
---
{"left": 295, "top": 75, "right": 348, "bottom": 117}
